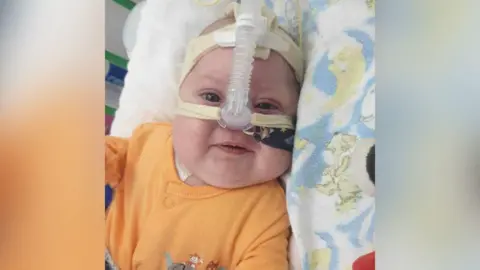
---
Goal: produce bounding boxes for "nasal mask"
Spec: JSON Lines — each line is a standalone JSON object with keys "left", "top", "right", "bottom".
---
{"left": 177, "top": 1, "right": 304, "bottom": 152}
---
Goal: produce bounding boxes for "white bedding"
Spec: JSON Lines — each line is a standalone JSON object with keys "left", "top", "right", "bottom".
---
{"left": 286, "top": 0, "right": 375, "bottom": 269}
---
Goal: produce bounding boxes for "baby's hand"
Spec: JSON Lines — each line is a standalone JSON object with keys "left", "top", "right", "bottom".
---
{"left": 105, "top": 136, "right": 128, "bottom": 188}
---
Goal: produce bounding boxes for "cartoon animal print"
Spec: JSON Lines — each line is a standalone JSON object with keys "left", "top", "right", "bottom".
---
{"left": 186, "top": 254, "right": 204, "bottom": 268}
{"left": 167, "top": 254, "right": 204, "bottom": 270}
{"left": 168, "top": 264, "right": 191, "bottom": 270}
{"left": 206, "top": 260, "right": 220, "bottom": 270}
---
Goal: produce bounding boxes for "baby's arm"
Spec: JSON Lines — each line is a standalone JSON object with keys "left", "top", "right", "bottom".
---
{"left": 105, "top": 136, "right": 129, "bottom": 188}
{"left": 105, "top": 123, "right": 171, "bottom": 188}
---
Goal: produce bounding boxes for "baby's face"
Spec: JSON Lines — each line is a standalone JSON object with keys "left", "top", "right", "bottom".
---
{"left": 173, "top": 48, "right": 299, "bottom": 188}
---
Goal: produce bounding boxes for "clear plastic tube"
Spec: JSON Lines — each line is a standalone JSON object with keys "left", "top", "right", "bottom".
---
{"left": 219, "top": 0, "right": 263, "bottom": 130}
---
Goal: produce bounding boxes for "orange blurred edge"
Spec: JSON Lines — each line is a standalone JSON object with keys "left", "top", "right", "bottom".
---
{"left": 0, "top": 88, "right": 104, "bottom": 269}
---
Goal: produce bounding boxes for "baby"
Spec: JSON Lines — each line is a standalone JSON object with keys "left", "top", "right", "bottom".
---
{"left": 106, "top": 4, "right": 303, "bottom": 270}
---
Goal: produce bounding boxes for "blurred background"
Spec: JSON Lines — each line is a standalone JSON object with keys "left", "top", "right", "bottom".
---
{"left": 105, "top": 0, "right": 143, "bottom": 207}
{"left": 105, "top": 0, "right": 143, "bottom": 134}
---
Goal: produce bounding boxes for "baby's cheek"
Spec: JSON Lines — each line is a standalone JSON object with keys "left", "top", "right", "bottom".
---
{"left": 172, "top": 118, "right": 212, "bottom": 159}
{"left": 259, "top": 147, "right": 292, "bottom": 177}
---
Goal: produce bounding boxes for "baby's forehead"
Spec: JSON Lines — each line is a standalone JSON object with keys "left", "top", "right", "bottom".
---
{"left": 193, "top": 48, "right": 297, "bottom": 91}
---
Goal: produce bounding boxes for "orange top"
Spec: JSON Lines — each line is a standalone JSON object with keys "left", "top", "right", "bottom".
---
{"left": 105, "top": 123, "right": 290, "bottom": 270}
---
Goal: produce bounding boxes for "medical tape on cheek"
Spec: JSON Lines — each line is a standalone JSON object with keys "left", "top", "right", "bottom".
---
{"left": 176, "top": 100, "right": 296, "bottom": 152}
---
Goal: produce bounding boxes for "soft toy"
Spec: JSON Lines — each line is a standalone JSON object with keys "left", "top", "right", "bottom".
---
{"left": 352, "top": 251, "right": 375, "bottom": 270}
{"left": 350, "top": 138, "right": 375, "bottom": 270}
{"left": 349, "top": 138, "right": 375, "bottom": 197}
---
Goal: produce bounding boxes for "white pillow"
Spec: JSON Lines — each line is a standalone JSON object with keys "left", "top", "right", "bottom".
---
{"left": 110, "top": 0, "right": 232, "bottom": 137}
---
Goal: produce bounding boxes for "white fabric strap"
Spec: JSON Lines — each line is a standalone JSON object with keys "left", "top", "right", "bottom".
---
{"left": 175, "top": 155, "right": 191, "bottom": 182}
{"left": 213, "top": 28, "right": 289, "bottom": 52}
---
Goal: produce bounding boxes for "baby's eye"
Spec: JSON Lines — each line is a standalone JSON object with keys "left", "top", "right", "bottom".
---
{"left": 201, "top": 92, "right": 221, "bottom": 103}
{"left": 255, "top": 102, "right": 279, "bottom": 111}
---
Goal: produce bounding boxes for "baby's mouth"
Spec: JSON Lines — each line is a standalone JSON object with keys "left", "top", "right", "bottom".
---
{"left": 216, "top": 143, "right": 252, "bottom": 155}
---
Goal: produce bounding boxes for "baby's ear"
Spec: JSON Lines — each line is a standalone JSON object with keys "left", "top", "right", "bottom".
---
{"left": 348, "top": 138, "right": 375, "bottom": 196}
